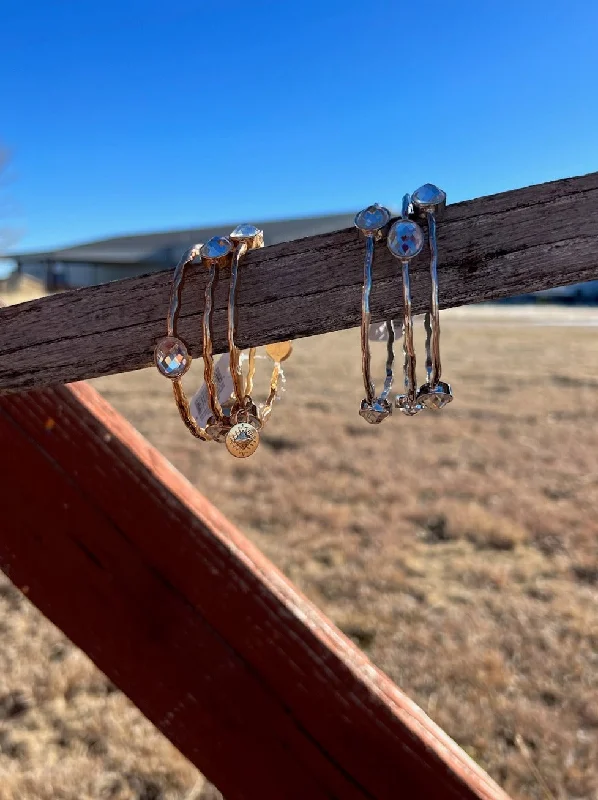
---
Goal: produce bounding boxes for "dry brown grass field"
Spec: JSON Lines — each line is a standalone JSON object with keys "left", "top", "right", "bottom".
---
{"left": 0, "top": 282, "right": 597, "bottom": 799}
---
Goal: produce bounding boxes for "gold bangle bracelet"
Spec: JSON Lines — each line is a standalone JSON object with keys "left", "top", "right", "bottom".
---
{"left": 198, "top": 235, "right": 236, "bottom": 439}
{"left": 223, "top": 224, "right": 292, "bottom": 457}
{"left": 154, "top": 244, "right": 210, "bottom": 441}
{"left": 228, "top": 225, "right": 264, "bottom": 414}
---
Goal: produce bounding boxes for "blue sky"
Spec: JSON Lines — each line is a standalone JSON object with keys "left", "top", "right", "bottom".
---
{"left": 1, "top": 0, "right": 598, "bottom": 256}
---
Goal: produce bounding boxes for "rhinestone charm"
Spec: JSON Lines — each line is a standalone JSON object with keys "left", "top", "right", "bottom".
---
{"left": 155, "top": 336, "right": 190, "bottom": 379}
{"left": 225, "top": 422, "right": 260, "bottom": 458}
{"left": 396, "top": 394, "right": 424, "bottom": 416}
{"left": 412, "top": 183, "right": 447, "bottom": 211}
{"left": 354, "top": 204, "right": 391, "bottom": 234}
{"left": 417, "top": 382, "right": 453, "bottom": 410}
{"left": 200, "top": 236, "right": 234, "bottom": 261}
{"left": 387, "top": 220, "right": 425, "bottom": 260}
{"left": 359, "top": 397, "right": 392, "bottom": 425}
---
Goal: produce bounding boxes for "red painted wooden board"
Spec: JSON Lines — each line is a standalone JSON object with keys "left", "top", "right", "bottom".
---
{"left": 0, "top": 382, "right": 511, "bottom": 800}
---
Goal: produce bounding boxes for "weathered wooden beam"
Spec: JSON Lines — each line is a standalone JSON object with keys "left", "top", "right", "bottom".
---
{"left": 0, "top": 381, "right": 511, "bottom": 800}
{"left": 1, "top": 171, "right": 598, "bottom": 393}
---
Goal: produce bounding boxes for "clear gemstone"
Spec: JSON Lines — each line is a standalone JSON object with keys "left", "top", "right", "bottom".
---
{"left": 395, "top": 394, "right": 424, "bottom": 416}
{"left": 417, "top": 382, "right": 453, "bottom": 410}
{"left": 225, "top": 422, "right": 260, "bottom": 458}
{"left": 230, "top": 223, "right": 262, "bottom": 240}
{"left": 387, "top": 220, "right": 425, "bottom": 260}
{"left": 359, "top": 397, "right": 392, "bottom": 424}
{"left": 201, "top": 236, "right": 233, "bottom": 260}
{"left": 412, "top": 184, "right": 446, "bottom": 209}
{"left": 354, "top": 204, "right": 391, "bottom": 233}
{"left": 155, "top": 336, "right": 190, "bottom": 379}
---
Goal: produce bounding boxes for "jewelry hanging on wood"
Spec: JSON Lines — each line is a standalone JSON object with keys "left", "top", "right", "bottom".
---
{"left": 155, "top": 225, "right": 292, "bottom": 458}
{"left": 155, "top": 185, "right": 452, "bottom": 453}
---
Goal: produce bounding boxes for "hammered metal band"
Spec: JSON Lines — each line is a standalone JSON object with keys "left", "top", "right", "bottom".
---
{"left": 387, "top": 194, "right": 425, "bottom": 416}
{"left": 411, "top": 184, "right": 453, "bottom": 410}
{"left": 354, "top": 204, "right": 394, "bottom": 424}
{"left": 195, "top": 235, "right": 237, "bottom": 440}
{"left": 227, "top": 228, "right": 291, "bottom": 426}
{"left": 224, "top": 225, "right": 292, "bottom": 457}
{"left": 154, "top": 244, "right": 210, "bottom": 441}
{"left": 227, "top": 225, "right": 264, "bottom": 417}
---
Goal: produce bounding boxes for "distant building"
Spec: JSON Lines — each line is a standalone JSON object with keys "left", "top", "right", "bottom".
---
{"left": 510, "top": 281, "right": 598, "bottom": 304}
{"left": 7, "top": 213, "right": 357, "bottom": 290}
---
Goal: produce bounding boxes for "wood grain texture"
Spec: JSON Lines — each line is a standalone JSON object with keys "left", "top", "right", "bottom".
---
{"left": 0, "top": 382, "right": 512, "bottom": 800}
{"left": 2, "top": 171, "right": 598, "bottom": 393}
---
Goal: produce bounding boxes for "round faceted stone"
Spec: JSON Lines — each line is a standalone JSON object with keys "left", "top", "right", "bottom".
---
{"left": 417, "top": 381, "right": 453, "bottom": 411}
{"left": 154, "top": 336, "right": 190, "bottom": 379}
{"left": 200, "top": 236, "right": 234, "bottom": 260}
{"left": 387, "top": 220, "right": 425, "bottom": 260}
{"left": 230, "top": 223, "right": 264, "bottom": 249}
{"left": 359, "top": 397, "right": 392, "bottom": 425}
{"left": 225, "top": 422, "right": 260, "bottom": 458}
{"left": 412, "top": 183, "right": 446, "bottom": 210}
{"left": 230, "top": 223, "right": 261, "bottom": 239}
{"left": 395, "top": 394, "right": 424, "bottom": 416}
{"left": 354, "top": 204, "right": 391, "bottom": 233}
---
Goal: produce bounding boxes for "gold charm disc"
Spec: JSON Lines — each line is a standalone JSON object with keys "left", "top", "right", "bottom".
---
{"left": 225, "top": 422, "right": 260, "bottom": 458}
